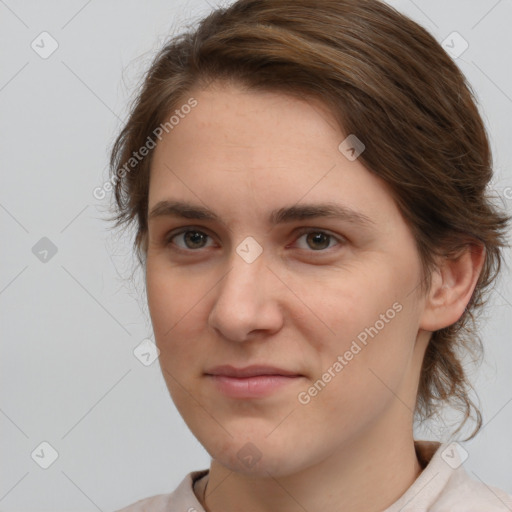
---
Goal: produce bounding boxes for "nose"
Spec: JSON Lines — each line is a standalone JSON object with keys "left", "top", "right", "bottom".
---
{"left": 207, "top": 246, "right": 284, "bottom": 343}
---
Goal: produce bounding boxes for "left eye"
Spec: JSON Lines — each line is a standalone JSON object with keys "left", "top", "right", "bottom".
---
{"left": 293, "top": 230, "right": 342, "bottom": 251}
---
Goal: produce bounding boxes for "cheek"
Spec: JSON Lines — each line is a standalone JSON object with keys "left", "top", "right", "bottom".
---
{"left": 303, "top": 265, "right": 404, "bottom": 352}
{"left": 146, "top": 258, "right": 204, "bottom": 335}
{"left": 146, "top": 268, "right": 208, "bottom": 418}
{"left": 146, "top": 262, "right": 209, "bottom": 373}
{"left": 303, "top": 261, "right": 420, "bottom": 407}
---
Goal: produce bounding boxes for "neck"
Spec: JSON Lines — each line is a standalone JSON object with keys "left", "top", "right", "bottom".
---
{"left": 197, "top": 414, "right": 423, "bottom": 512}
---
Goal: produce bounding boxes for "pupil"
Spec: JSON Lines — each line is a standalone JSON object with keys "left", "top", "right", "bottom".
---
{"left": 307, "top": 232, "right": 329, "bottom": 250}
{"left": 186, "top": 231, "right": 205, "bottom": 248}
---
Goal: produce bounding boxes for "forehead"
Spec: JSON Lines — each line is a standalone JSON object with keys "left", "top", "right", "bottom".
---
{"left": 156, "top": 82, "right": 341, "bottom": 163}
{"left": 147, "top": 82, "right": 400, "bottom": 230}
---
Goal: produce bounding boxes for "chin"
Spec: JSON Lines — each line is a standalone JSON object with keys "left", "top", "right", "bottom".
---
{"left": 198, "top": 429, "right": 316, "bottom": 478}
{"left": 216, "top": 449, "right": 297, "bottom": 477}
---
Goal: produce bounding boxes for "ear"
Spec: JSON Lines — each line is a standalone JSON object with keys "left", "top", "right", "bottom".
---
{"left": 419, "top": 243, "right": 486, "bottom": 332}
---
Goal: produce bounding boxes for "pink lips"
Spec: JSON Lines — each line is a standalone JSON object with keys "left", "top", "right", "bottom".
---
{"left": 205, "top": 364, "right": 303, "bottom": 398}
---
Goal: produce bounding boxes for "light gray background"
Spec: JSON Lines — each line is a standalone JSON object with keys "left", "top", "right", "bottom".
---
{"left": 1, "top": 0, "right": 511, "bottom": 510}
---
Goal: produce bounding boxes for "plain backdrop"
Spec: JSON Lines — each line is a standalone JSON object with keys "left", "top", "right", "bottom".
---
{"left": 1, "top": 0, "right": 511, "bottom": 510}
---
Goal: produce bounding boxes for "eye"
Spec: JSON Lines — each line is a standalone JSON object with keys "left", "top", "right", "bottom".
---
{"left": 164, "top": 227, "right": 344, "bottom": 254}
{"left": 292, "top": 229, "right": 344, "bottom": 251}
{"left": 165, "top": 228, "right": 215, "bottom": 251}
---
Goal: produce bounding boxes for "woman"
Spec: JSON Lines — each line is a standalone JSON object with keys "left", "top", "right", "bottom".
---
{"left": 111, "top": 0, "right": 512, "bottom": 510}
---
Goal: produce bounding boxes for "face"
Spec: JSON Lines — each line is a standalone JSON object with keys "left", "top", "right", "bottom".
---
{"left": 145, "top": 81, "right": 430, "bottom": 477}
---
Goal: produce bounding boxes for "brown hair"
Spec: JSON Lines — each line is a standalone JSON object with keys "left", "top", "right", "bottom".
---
{"left": 108, "top": 0, "right": 510, "bottom": 439}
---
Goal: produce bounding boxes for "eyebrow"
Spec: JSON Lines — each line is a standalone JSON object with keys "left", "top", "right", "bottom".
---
{"left": 148, "top": 200, "right": 376, "bottom": 228}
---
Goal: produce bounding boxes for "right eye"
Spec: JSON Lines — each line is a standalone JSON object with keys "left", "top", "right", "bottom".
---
{"left": 165, "top": 228, "right": 216, "bottom": 252}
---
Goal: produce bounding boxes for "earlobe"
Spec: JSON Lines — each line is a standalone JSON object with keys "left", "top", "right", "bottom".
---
{"left": 419, "top": 243, "right": 486, "bottom": 332}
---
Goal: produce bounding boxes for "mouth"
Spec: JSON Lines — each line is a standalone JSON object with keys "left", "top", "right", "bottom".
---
{"left": 204, "top": 364, "right": 304, "bottom": 398}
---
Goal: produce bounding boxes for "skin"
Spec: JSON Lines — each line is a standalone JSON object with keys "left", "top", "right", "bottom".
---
{"left": 144, "top": 80, "right": 484, "bottom": 512}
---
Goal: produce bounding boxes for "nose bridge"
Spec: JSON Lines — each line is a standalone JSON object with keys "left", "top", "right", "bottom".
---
{"left": 222, "top": 239, "right": 268, "bottom": 303}
{"left": 208, "top": 237, "right": 282, "bottom": 341}
{"left": 213, "top": 230, "right": 264, "bottom": 287}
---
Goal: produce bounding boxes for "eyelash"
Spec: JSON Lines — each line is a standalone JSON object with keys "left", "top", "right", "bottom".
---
{"left": 164, "top": 227, "right": 344, "bottom": 254}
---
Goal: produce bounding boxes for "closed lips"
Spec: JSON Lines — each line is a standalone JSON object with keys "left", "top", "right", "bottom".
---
{"left": 205, "top": 365, "right": 302, "bottom": 378}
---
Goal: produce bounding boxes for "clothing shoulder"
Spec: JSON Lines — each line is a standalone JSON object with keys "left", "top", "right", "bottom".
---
{"left": 386, "top": 441, "right": 512, "bottom": 512}
{"left": 433, "top": 470, "right": 512, "bottom": 511}
{"left": 113, "top": 470, "right": 208, "bottom": 512}
{"left": 114, "top": 493, "right": 173, "bottom": 512}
